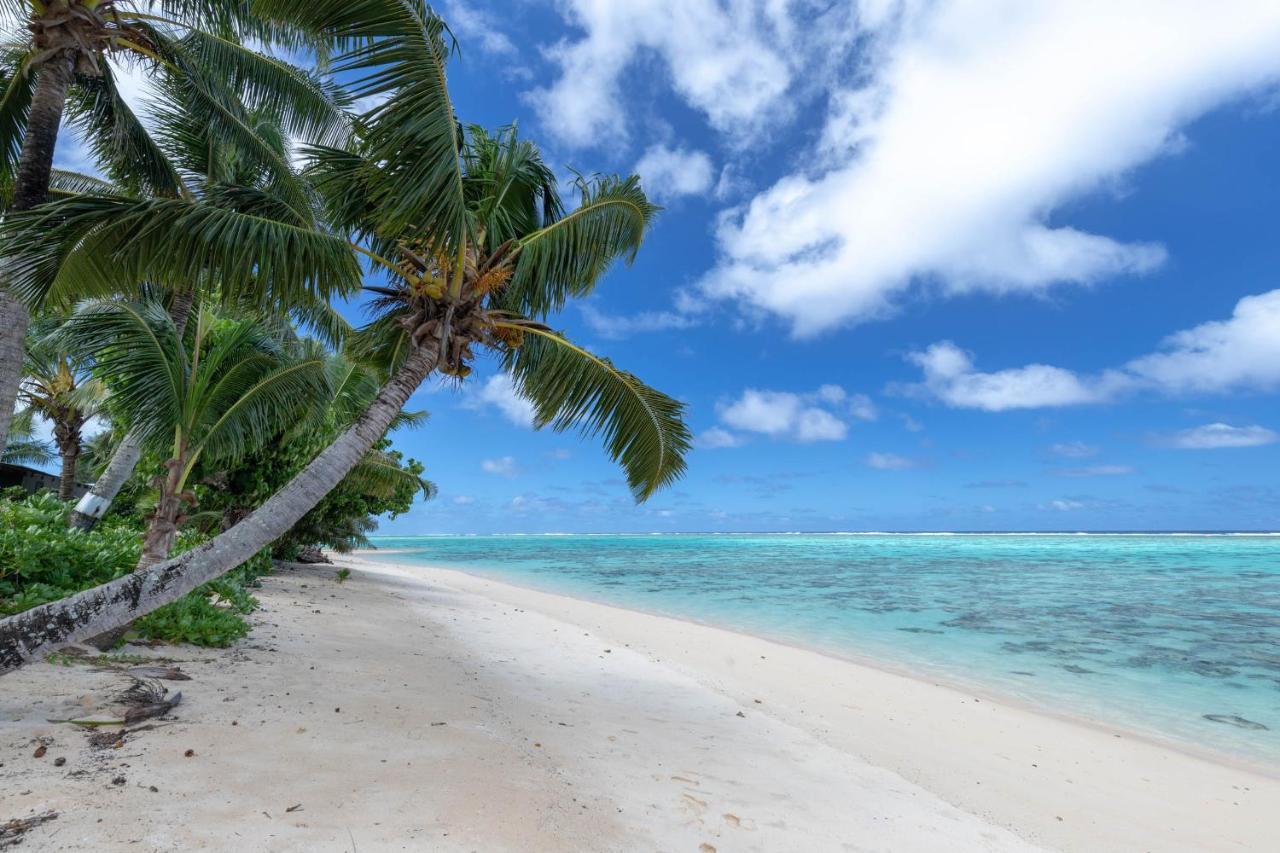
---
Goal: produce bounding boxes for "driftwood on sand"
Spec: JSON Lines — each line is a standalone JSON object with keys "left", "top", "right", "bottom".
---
{"left": 0, "top": 811, "right": 58, "bottom": 848}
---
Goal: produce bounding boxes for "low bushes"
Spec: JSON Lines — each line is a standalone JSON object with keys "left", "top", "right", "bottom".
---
{"left": 0, "top": 489, "right": 270, "bottom": 647}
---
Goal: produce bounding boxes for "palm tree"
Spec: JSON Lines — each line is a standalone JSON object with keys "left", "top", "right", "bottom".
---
{"left": 0, "top": 4, "right": 690, "bottom": 671}
{"left": 60, "top": 298, "right": 327, "bottom": 566}
{"left": 1, "top": 406, "right": 53, "bottom": 466}
{"left": 18, "top": 319, "right": 106, "bottom": 499}
{"left": 57, "top": 85, "right": 355, "bottom": 531}
{"left": 0, "top": 0, "right": 349, "bottom": 455}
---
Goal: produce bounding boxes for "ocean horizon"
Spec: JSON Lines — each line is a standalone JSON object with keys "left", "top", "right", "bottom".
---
{"left": 364, "top": 532, "right": 1280, "bottom": 768}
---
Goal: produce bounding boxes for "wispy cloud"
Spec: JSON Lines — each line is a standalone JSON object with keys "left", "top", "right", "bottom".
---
{"left": 696, "top": 426, "right": 744, "bottom": 449}
{"left": 1156, "top": 422, "right": 1278, "bottom": 449}
{"left": 865, "top": 451, "right": 920, "bottom": 470}
{"left": 1053, "top": 465, "right": 1135, "bottom": 477}
{"left": 481, "top": 456, "right": 518, "bottom": 477}
{"left": 964, "top": 479, "right": 1027, "bottom": 489}
{"left": 578, "top": 305, "right": 698, "bottom": 339}
{"left": 1049, "top": 441, "right": 1098, "bottom": 458}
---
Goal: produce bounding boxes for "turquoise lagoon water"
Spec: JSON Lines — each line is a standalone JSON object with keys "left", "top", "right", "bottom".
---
{"left": 362, "top": 533, "right": 1280, "bottom": 767}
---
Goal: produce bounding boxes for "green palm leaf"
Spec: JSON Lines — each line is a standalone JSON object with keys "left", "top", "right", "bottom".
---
{"left": 343, "top": 449, "right": 435, "bottom": 500}
{"left": 504, "top": 174, "right": 658, "bottom": 317}
{"left": 501, "top": 325, "right": 690, "bottom": 501}
{"left": 260, "top": 0, "right": 469, "bottom": 247}
{"left": 47, "top": 169, "right": 123, "bottom": 198}
{"left": 1, "top": 194, "right": 361, "bottom": 310}
{"left": 65, "top": 62, "right": 186, "bottom": 199}
{"left": 0, "top": 46, "right": 34, "bottom": 188}
{"left": 196, "top": 356, "right": 328, "bottom": 466}
{"left": 56, "top": 300, "right": 185, "bottom": 450}
{"left": 169, "top": 28, "right": 353, "bottom": 147}
{"left": 2, "top": 407, "right": 54, "bottom": 467}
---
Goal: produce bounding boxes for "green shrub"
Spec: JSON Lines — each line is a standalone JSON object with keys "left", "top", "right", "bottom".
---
{"left": 1, "top": 492, "right": 273, "bottom": 648}
{"left": 0, "top": 492, "right": 140, "bottom": 615}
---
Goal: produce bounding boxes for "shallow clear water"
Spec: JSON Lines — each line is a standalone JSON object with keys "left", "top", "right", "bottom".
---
{"left": 363, "top": 533, "right": 1280, "bottom": 766}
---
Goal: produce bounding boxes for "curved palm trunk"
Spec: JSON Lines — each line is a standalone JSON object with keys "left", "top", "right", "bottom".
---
{"left": 0, "top": 51, "right": 77, "bottom": 455}
{"left": 0, "top": 344, "right": 439, "bottom": 673}
{"left": 69, "top": 289, "right": 197, "bottom": 531}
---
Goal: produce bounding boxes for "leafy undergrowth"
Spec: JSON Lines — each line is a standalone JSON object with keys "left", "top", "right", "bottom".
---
{"left": 2, "top": 489, "right": 271, "bottom": 647}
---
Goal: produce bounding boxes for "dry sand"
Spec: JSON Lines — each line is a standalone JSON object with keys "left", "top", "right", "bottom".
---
{"left": 1, "top": 556, "right": 1276, "bottom": 852}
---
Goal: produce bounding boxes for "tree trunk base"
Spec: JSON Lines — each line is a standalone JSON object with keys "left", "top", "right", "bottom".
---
{"left": 84, "top": 624, "right": 130, "bottom": 652}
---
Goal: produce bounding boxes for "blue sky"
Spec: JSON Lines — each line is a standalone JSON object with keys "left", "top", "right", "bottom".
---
{"left": 51, "top": 1, "right": 1280, "bottom": 532}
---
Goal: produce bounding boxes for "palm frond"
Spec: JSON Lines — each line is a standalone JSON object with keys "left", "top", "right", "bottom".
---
{"left": 323, "top": 353, "right": 385, "bottom": 426}
{"left": 389, "top": 407, "right": 428, "bottom": 431}
{"left": 348, "top": 312, "right": 410, "bottom": 376}
{"left": 48, "top": 169, "right": 123, "bottom": 197}
{"left": 503, "top": 174, "right": 658, "bottom": 318}
{"left": 464, "top": 124, "right": 562, "bottom": 252}
{"left": 0, "top": 46, "right": 34, "bottom": 189}
{"left": 2, "top": 408, "right": 54, "bottom": 467}
{"left": 287, "top": 290, "right": 352, "bottom": 348}
{"left": 501, "top": 325, "right": 690, "bottom": 501}
{"left": 169, "top": 28, "right": 353, "bottom": 147}
{"left": 196, "top": 356, "right": 328, "bottom": 465}
{"left": 1, "top": 194, "right": 361, "bottom": 310}
{"left": 65, "top": 63, "right": 186, "bottom": 199}
{"left": 343, "top": 449, "right": 435, "bottom": 500}
{"left": 56, "top": 300, "right": 185, "bottom": 450}
{"left": 262, "top": 1, "right": 468, "bottom": 245}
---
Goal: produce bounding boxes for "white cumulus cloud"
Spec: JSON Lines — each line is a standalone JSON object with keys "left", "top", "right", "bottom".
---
{"left": 464, "top": 373, "right": 536, "bottom": 427}
{"left": 698, "top": 1, "right": 1280, "bottom": 334}
{"left": 1159, "top": 423, "right": 1279, "bottom": 449}
{"left": 634, "top": 144, "right": 715, "bottom": 201}
{"left": 906, "top": 341, "right": 1107, "bottom": 411}
{"left": 718, "top": 387, "right": 870, "bottom": 443}
{"left": 526, "top": 1, "right": 824, "bottom": 148}
{"left": 906, "top": 288, "right": 1280, "bottom": 409}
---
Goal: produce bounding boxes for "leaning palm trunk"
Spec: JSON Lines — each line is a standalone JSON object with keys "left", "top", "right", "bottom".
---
{"left": 69, "top": 290, "right": 196, "bottom": 531}
{"left": 69, "top": 431, "right": 142, "bottom": 529}
{"left": 0, "top": 343, "right": 439, "bottom": 673}
{"left": 0, "top": 52, "right": 77, "bottom": 454}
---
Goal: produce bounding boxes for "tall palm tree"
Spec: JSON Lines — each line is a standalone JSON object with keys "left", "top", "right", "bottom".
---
{"left": 0, "top": 0, "right": 348, "bottom": 454}
{"left": 18, "top": 318, "right": 106, "bottom": 499}
{"left": 0, "top": 4, "right": 691, "bottom": 671}
{"left": 60, "top": 298, "right": 328, "bottom": 567}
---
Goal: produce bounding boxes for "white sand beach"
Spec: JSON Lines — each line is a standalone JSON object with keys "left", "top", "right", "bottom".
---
{"left": 2, "top": 556, "right": 1276, "bottom": 852}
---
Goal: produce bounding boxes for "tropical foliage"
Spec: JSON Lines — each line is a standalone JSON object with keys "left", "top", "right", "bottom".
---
{"left": 1, "top": 408, "right": 53, "bottom": 466}
{"left": 0, "top": 488, "right": 272, "bottom": 646}
{"left": 0, "top": 3, "right": 691, "bottom": 672}
{"left": 19, "top": 316, "right": 106, "bottom": 499}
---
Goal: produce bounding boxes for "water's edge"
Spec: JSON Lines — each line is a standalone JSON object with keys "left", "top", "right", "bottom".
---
{"left": 359, "top": 533, "right": 1280, "bottom": 769}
